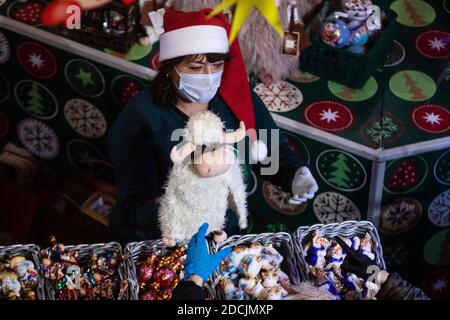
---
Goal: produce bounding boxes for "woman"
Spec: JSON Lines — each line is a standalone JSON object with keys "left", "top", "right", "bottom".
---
{"left": 107, "top": 8, "right": 318, "bottom": 244}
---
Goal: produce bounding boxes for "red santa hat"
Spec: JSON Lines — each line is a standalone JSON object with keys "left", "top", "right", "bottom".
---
{"left": 159, "top": 9, "right": 267, "bottom": 162}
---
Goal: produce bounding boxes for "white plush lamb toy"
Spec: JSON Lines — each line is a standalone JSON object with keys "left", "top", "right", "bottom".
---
{"left": 158, "top": 111, "right": 249, "bottom": 247}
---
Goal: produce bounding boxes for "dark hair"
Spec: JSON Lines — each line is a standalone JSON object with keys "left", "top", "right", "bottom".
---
{"left": 152, "top": 53, "right": 232, "bottom": 109}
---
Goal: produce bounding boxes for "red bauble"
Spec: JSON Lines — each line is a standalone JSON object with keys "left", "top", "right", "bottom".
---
{"left": 159, "top": 288, "right": 173, "bottom": 300}
{"left": 137, "top": 263, "right": 154, "bottom": 285}
{"left": 146, "top": 252, "right": 158, "bottom": 265}
{"left": 42, "top": 1, "right": 80, "bottom": 27}
{"left": 153, "top": 267, "right": 176, "bottom": 288}
{"left": 139, "top": 290, "right": 158, "bottom": 300}
{"left": 121, "top": 0, "right": 136, "bottom": 5}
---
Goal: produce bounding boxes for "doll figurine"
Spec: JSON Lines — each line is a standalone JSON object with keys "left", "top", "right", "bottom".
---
{"left": 305, "top": 232, "right": 330, "bottom": 268}
{"left": 359, "top": 233, "right": 375, "bottom": 260}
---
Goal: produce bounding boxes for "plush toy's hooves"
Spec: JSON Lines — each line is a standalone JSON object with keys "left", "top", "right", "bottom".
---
{"left": 213, "top": 231, "right": 228, "bottom": 243}
{"left": 139, "top": 36, "right": 150, "bottom": 46}
{"left": 163, "top": 237, "right": 176, "bottom": 247}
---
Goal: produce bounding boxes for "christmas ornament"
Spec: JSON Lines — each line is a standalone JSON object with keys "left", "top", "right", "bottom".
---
{"left": 153, "top": 267, "right": 176, "bottom": 288}
{"left": 137, "top": 263, "right": 154, "bottom": 285}
{"left": 41, "top": 0, "right": 80, "bottom": 27}
{"left": 218, "top": 242, "right": 290, "bottom": 300}
{"left": 0, "top": 255, "right": 39, "bottom": 300}
{"left": 320, "top": 16, "right": 350, "bottom": 48}
{"left": 40, "top": 237, "right": 126, "bottom": 300}
{"left": 135, "top": 246, "right": 186, "bottom": 300}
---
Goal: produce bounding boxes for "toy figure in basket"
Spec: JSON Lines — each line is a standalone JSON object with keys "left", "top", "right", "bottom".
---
{"left": 324, "top": 240, "right": 345, "bottom": 272}
{"left": 359, "top": 233, "right": 375, "bottom": 260}
{"left": 158, "top": 111, "right": 249, "bottom": 247}
{"left": 304, "top": 231, "right": 330, "bottom": 268}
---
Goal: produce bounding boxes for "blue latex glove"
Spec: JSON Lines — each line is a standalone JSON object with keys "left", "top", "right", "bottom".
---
{"left": 184, "top": 223, "right": 232, "bottom": 282}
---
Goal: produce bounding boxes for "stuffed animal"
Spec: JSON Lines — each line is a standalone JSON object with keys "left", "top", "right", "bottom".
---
{"left": 158, "top": 111, "right": 248, "bottom": 246}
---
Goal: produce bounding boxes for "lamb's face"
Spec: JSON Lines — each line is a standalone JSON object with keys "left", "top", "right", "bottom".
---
{"left": 192, "top": 145, "right": 236, "bottom": 178}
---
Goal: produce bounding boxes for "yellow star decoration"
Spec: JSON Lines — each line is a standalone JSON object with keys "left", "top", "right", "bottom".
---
{"left": 208, "top": 0, "right": 283, "bottom": 45}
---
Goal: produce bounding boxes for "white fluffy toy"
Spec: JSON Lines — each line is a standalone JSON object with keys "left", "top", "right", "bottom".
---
{"left": 158, "top": 111, "right": 249, "bottom": 247}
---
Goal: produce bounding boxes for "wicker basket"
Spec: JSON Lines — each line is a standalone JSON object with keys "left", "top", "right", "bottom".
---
{"left": 125, "top": 240, "right": 188, "bottom": 300}
{"left": 209, "top": 232, "right": 303, "bottom": 300}
{"left": 0, "top": 244, "right": 46, "bottom": 300}
{"left": 300, "top": 7, "right": 397, "bottom": 88}
{"left": 43, "top": 242, "right": 127, "bottom": 300}
{"left": 293, "top": 220, "right": 386, "bottom": 282}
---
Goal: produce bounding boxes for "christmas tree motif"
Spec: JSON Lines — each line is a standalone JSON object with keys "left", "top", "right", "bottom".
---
{"left": 26, "top": 83, "right": 45, "bottom": 116}
{"left": 404, "top": 0, "right": 426, "bottom": 26}
{"left": 403, "top": 72, "right": 427, "bottom": 100}
{"left": 337, "top": 86, "right": 356, "bottom": 100}
{"left": 328, "top": 153, "right": 352, "bottom": 188}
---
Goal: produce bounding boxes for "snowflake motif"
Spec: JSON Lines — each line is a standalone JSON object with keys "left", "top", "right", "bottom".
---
{"left": 266, "top": 183, "right": 299, "bottom": 211}
{"left": 428, "top": 191, "right": 450, "bottom": 227}
{"left": 432, "top": 278, "right": 448, "bottom": 293}
{"left": 266, "top": 222, "right": 289, "bottom": 233}
{"left": 64, "top": 99, "right": 107, "bottom": 138}
{"left": 253, "top": 81, "right": 303, "bottom": 112}
{"left": 313, "top": 192, "right": 361, "bottom": 224}
{"left": 319, "top": 108, "right": 340, "bottom": 123}
{"left": 380, "top": 200, "right": 421, "bottom": 233}
{"left": 366, "top": 116, "right": 399, "bottom": 144}
{"left": 428, "top": 37, "right": 447, "bottom": 51}
{"left": 423, "top": 112, "right": 442, "bottom": 125}
{"left": 384, "top": 243, "right": 409, "bottom": 269}
{"left": 17, "top": 119, "right": 59, "bottom": 159}
{"left": 28, "top": 52, "right": 44, "bottom": 69}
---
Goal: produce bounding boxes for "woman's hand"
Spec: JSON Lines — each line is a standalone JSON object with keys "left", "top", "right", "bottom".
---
{"left": 184, "top": 223, "right": 232, "bottom": 283}
{"left": 289, "top": 167, "right": 318, "bottom": 205}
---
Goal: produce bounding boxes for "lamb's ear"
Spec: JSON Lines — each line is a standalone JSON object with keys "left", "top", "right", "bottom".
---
{"left": 170, "top": 142, "right": 196, "bottom": 163}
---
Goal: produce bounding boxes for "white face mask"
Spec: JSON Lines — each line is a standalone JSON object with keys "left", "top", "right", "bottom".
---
{"left": 175, "top": 67, "right": 223, "bottom": 104}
